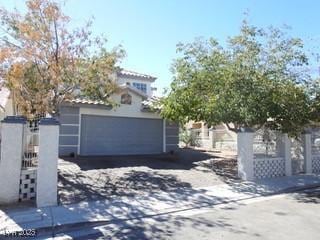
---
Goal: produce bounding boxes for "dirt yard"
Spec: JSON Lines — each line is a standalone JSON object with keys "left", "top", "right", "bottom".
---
{"left": 58, "top": 149, "right": 238, "bottom": 205}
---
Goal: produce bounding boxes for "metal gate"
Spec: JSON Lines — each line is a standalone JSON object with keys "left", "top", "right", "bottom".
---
{"left": 22, "top": 117, "right": 40, "bottom": 169}
{"left": 19, "top": 116, "right": 42, "bottom": 202}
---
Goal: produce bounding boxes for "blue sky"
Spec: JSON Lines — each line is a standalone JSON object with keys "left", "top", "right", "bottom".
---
{"left": 1, "top": 0, "right": 320, "bottom": 95}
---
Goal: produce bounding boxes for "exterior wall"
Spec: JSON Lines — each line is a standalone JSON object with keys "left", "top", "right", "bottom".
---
{"left": 117, "top": 76, "right": 153, "bottom": 96}
{"left": 106, "top": 91, "right": 161, "bottom": 119}
{"left": 5, "top": 98, "right": 14, "bottom": 115}
{"left": 165, "top": 121, "right": 179, "bottom": 152}
{"left": 0, "top": 97, "right": 14, "bottom": 121}
{"left": 185, "top": 121, "right": 237, "bottom": 151}
{"left": 58, "top": 106, "right": 80, "bottom": 156}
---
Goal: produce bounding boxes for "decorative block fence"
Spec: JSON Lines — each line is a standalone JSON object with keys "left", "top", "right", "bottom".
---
{"left": 19, "top": 169, "right": 37, "bottom": 201}
{"left": 237, "top": 128, "right": 319, "bottom": 180}
{"left": 312, "top": 155, "right": 320, "bottom": 173}
{"left": 253, "top": 157, "right": 285, "bottom": 179}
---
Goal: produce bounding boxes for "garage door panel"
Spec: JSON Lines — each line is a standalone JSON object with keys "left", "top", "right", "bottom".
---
{"left": 80, "top": 115, "right": 163, "bottom": 155}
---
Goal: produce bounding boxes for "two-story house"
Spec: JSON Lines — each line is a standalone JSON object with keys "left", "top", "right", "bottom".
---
{"left": 0, "top": 69, "right": 179, "bottom": 156}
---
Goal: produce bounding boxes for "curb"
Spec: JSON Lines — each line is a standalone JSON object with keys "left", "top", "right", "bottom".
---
{"left": 33, "top": 183, "right": 320, "bottom": 238}
{"left": 276, "top": 183, "right": 320, "bottom": 194}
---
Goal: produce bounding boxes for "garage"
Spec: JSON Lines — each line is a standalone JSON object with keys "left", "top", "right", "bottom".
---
{"left": 80, "top": 114, "right": 164, "bottom": 156}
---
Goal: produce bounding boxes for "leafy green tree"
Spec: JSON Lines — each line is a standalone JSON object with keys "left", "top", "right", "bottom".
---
{"left": 0, "top": 0, "right": 124, "bottom": 117}
{"left": 161, "top": 20, "right": 312, "bottom": 136}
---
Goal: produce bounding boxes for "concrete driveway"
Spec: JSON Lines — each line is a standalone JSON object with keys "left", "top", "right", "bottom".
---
{"left": 58, "top": 149, "right": 237, "bottom": 205}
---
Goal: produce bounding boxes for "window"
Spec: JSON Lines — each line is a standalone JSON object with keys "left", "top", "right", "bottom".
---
{"left": 133, "top": 82, "right": 147, "bottom": 93}
{"left": 121, "top": 93, "right": 132, "bottom": 105}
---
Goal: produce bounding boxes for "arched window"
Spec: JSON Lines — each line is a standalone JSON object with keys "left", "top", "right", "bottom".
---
{"left": 121, "top": 93, "right": 132, "bottom": 105}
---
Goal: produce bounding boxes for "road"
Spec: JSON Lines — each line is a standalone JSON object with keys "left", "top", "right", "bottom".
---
{"left": 49, "top": 187, "right": 320, "bottom": 240}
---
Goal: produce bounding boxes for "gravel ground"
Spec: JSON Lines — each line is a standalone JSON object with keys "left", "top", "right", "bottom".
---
{"left": 58, "top": 149, "right": 237, "bottom": 205}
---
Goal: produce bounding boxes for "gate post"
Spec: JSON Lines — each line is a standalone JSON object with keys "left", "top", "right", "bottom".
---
{"left": 36, "top": 118, "right": 60, "bottom": 207}
{"left": 0, "top": 116, "right": 26, "bottom": 204}
{"left": 282, "top": 134, "right": 292, "bottom": 176}
{"left": 237, "top": 128, "right": 254, "bottom": 180}
{"left": 302, "top": 130, "right": 312, "bottom": 174}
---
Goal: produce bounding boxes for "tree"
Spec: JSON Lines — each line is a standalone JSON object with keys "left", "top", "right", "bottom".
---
{"left": 161, "top": 20, "right": 313, "bottom": 136}
{"left": 0, "top": 0, "right": 125, "bottom": 117}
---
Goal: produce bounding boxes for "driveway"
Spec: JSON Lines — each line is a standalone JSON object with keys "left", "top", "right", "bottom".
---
{"left": 58, "top": 149, "right": 237, "bottom": 205}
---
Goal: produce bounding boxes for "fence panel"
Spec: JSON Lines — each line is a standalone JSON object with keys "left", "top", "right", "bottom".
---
{"left": 311, "top": 128, "right": 320, "bottom": 173}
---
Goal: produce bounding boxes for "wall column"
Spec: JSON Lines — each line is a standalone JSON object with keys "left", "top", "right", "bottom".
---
{"left": 36, "top": 118, "right": 60, "bottom": 207}
{"left": 0, "top": 116, "right": 26, "bottom": 204}
{"left": 302, "top": 130, "right": 312, "bottom": 174}
{"left": 237, "top": 128, "right": 254, "bottom": 180}
{"left": 283, "top": 134, "right": 292, "bottom": 176}
{"left": 163, "top": 119, "right": 166, "bottom": 153}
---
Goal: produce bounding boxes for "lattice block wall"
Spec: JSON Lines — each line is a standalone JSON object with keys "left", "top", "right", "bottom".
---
{"left": 254, "top": 157, "right": 285, "bottom": 179}
{"left": 312, "top": 155, "right": 320, "bottom": 173}
{"left": 19, "top": 169, "right": 37, "bottom": 201}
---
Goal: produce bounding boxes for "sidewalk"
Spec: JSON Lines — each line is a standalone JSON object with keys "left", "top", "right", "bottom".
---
{"left": 1, "top": 174, "right": 320, "bottom": 237}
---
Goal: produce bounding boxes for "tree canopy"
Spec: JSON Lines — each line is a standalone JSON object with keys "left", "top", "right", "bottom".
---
{"left": 0, "top": 0, "right": 125, "bottom": 116}
{"left": 161, "top": 20, "right": 315, "bottom": 135}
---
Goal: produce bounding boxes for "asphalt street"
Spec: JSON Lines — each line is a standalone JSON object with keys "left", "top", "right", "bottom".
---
{"left": 46, "top": 187, "right": 320, "bottom": 240}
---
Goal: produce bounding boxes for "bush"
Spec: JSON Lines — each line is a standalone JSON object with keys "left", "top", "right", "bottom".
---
{"left": 180, "top": 129, "right": 198, "bottom": 147}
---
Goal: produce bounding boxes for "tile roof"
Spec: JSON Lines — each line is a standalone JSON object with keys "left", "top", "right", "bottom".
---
{"left": 118, "top": 69, "right": 156, "bottom": 81}
{"left": 67, "top": 95, "right": 161, "bottom": 113}
{"left": 141, "top": 96, "right": 162, "bottom": 111}
{"left": 66, "top": 98, "right": 109, "bottom": 106}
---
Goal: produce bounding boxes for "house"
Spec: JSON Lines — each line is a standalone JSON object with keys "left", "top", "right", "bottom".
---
{"left": 185, "top": 121, "right": 237, "bottom": 151}
{"left": 0, "top": 69, "right": 179, "bottom": 156}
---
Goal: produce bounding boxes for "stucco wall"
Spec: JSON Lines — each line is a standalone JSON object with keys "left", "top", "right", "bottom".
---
{"left": 165, "top": 121, "right": 179, "bottom": 152}
{"left": 58, "top": 106, "right": 80, "bottom": 156}
{"left": 0, "top": 98, "right": 14, "bottom": 122}
{"left": 0, "top": 121, "right": 24, "bottom": 204}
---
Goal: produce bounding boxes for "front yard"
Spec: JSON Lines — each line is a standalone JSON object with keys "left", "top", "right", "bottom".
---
{"left": 58, "top": 149, "right": 237, "bottom": 205}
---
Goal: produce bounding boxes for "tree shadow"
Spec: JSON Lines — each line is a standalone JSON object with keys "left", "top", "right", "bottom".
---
{"left": 60, "top": 148, "right": 218, "bottom": 171}
{"left": 290, "top": 188, "right": 320, "bottom": 204}
{"left": 59, "top": 170, "right": 194, "bottom": 205}
{"left": 198, "top": 156, "right": 239, "bottom": 183}
{"left": 73, "top": 215, "right": 243, "bottom": 240}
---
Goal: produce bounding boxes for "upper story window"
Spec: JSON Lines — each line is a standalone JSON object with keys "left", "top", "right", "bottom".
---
{"left": 121, "top": 93, "right": 132, "bottom": 105}
{"left": 133, "top": 82, "right": 147, "bottom": 93}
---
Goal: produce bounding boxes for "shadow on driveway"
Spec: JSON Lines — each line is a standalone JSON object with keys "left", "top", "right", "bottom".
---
{"left": 58, "top": 148, "right": 239, "bottom": 205}
{"left": 60, "top": 149, "right": 216, "bottom": 171}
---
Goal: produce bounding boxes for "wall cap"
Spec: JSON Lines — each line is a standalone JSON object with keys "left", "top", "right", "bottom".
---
{"left": 237, "top": 127, "right": 254, "bottom": 133}
{"left": 39, "top": 118, "right": 60, "bottom": 126}
{"left": 302, "top": 128, "right": 312, "bottom": 134}
{"left": 1, "top": 116, "right": 27, "bottom": 124}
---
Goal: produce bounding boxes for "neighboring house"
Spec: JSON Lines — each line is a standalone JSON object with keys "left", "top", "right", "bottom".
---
{"left": 0, "top": 86, "right": 14, "bottom": 120}
{"left": 185, "top": 121, "right": 237, "bottom": 151}
{"left": 0, "top": 69, "right": 179, "bottom": 156}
